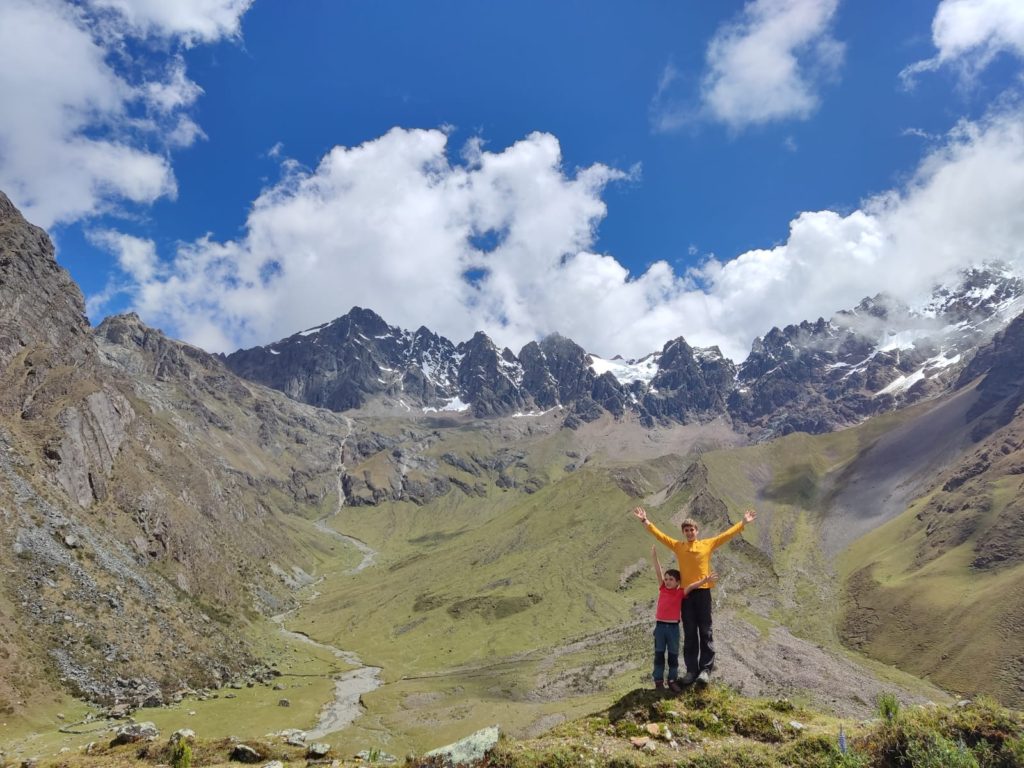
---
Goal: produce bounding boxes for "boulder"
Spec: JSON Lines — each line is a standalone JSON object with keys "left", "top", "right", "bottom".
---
{"left": 111, "top": 721, "right": 159, "bottom": 745}
{"left": 229, "top": 744, "right": 263, "bottom": 763}
{"left": 423, "top": 725, "right": 500, "bottom": 767}
{"left": 306, "top": 742, "right": 331, "bottom": 759}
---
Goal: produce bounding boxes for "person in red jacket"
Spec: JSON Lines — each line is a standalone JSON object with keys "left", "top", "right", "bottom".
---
{"left": 635, "top": 505, "right": 757, "bottom": 685}
{"left": 649, "top": 544, "right": 716, "bottom": 692}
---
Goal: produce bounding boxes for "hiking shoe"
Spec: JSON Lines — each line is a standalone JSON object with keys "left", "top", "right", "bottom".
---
{"left": 654, "top": 680, "right": 665, "bottom": 690}
{"left": 696, "top": 670, "right": 711, "bottom": 686}
{"left": 679, "top": 672, "right": 697, "bottom": 685}
{"left": 667, "top": 680, "right": 682, "bottom": 693}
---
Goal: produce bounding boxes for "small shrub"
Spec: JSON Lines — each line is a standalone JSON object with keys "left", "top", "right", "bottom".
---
{"left": 684, "top": 746, "right": 775, "bottom": 767}
{"left": 171, "top": 741, "right": 192, "bottom": 768}
{"left": 733, "top": 710, "right": 788, "bottom": 743}
{"left": 1005, "top": 736, "right": 1024, "bottom": 766}
{"left": 768, "top": 697, "right": 796, "bottom": 713}
{"left": 780, "top": 734, "right": 834, "bottom": 767}
{"left": 534, "top": 747, "right": 582, "bottom": 768}
{"left": 612, "top": 720, "right": 643, "bottom": 738}
{"left": 779, "top": 734, "right": 870, "bottom": 768}
{"left": 686, "top": 708, "right": 730, "bottom": 736}
{"left": 904, "top": 732, "right": 979, "bottom": 768}
{"left": 876, "top": 692, "right": 901, "bottom": 722}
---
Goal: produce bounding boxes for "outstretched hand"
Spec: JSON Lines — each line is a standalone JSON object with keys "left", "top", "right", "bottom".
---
{"left": 743, "top": 508, "right": 757, "bottom": 524}
{"left": 633, "top": 506, "right": 649, "bottom": 524}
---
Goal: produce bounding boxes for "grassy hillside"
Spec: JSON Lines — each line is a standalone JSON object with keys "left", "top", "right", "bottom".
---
{"left": 838, "top": 445, "right": 1024, "bottom": 705}
{"left": 258, "top": 411, "right": 946, "bottom": 755}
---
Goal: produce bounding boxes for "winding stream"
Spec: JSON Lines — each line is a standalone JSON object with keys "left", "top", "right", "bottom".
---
{"left": 274, "top": 417, "right": 382, "bottom": 738}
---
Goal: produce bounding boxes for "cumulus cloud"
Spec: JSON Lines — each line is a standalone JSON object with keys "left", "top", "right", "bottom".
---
{"left": 98, "top": 109, "right": 1024, "bottom": 362}
{"left": 89, "top": 0, "right": 252, "bottom": 43}
{"left": 902, "top": 0, "right": 1024, "bottom": 85}
{"left": 89, "top": 229, "right": 160, "bottom": 281}
{"left": 0, "top": 0, "right": 248, "bottom": 228}
{"left": 654, "top": 0, "right": 844, "bottom": 132}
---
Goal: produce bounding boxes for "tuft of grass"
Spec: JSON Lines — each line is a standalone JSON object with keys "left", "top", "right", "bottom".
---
{"left": 876, "top": 692, "right": 900, "bottom": 722}
{"left": 170, "top": 740, "right": 192, "bottom": 768}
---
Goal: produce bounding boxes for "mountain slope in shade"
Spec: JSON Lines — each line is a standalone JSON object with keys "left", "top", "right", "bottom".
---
{"left": 835, "top": 314, "right": 1024, "bottom": 705}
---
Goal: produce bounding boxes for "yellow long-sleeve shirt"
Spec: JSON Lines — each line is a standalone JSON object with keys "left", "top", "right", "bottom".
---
{"left": 644, "top": 519, "right": 745, "bottom": 588}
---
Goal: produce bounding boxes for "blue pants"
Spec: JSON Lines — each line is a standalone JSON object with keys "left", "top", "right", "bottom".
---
{"left": 652, "top": 621, "right": 680, "bottom": 682}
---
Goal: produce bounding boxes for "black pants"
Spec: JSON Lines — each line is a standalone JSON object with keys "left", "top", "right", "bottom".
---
{"left": 682, "top": 588, "right": 714, "bottom": 673}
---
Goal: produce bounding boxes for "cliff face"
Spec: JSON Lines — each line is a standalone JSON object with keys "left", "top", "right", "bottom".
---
{"left": 0, "top": 194, "right": 353, "bottom": 712}
{"left": 223, "top": 268, "right": 1024, "bottom": 440}
{"left": 0, "top": 192, "right": 90, "bottom": 372}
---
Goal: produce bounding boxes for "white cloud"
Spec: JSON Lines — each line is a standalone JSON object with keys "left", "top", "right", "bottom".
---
{"left": 654, "top": 0, "right": 844, "bottom": 131}
{"left": 89, "top": 0, "right": 252, "bottom": 43}
{"left": 902, "top": 0, "right": 1024, "bottom": 85}
{"left": 100, "top": 110, "right": 1024, "bottom": 362}
{"left": 143, "top": 58, "right": 203, "bottom": 113}
{"left": 0, "top": 0, "right": 248, "bottom": 228}
{"left": 89, "top": 229, "right": 160, "bottom": 281}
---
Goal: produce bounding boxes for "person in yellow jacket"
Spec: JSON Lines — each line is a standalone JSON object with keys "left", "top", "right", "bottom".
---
{"left": 633, "top": 505, "right": 757, "bottom": 686}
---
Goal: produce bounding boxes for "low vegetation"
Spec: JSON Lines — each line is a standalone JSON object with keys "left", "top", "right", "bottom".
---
{"left": 12, "top": 686, "right": 1020, "bottom": 768}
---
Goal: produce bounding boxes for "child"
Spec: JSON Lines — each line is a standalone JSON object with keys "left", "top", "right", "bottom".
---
{"left": 650, "top": 544, "right": 717, "bottom": 692}
{"left": 636, "top": 505, "right": 756, "bottom": 685}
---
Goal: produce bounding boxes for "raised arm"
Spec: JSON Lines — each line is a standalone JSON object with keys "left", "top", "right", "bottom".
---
{"left": 706, "top": 508, "right": 757, "bottom": 551}
{"left": 651, "top": 545, "right": 665, "bottom": 587}
{"left": 684, "top": 570, "right": 718, "bottom": 595}
{"left": 633, "top": 506, "right": 678, "bottom": 549}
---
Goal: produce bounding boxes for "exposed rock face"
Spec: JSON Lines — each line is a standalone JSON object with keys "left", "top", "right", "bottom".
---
{"left": 956, "top": 312, "right": 1024, "bottom": 441}
{"left": 50, "top": 388, "right": 135, "bottom": 507}
{"left": 642, "top": 338, "right": 736, "bottom": 426}
{"left": 222, "top": 266, "right": 1024, "bottom": 439}
{"left": 0, "top": 194, "right": 353, "bottom": 711}
{"left": 730, "top": 267, "right": 1024, "bottom": 438}
{"left": 223, "top": 307, "right": 462, "bottom": 411}
{"left": 456, "top": 332, "right": 528, "bottom": 416}
{"left": 0, "top": 192, "right": 91, "bottom": 371}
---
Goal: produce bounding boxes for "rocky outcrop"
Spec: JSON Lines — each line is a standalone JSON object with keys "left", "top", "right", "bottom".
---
{"left": 50, "top": 388, "right": 135, "bottom": 507}
{"left": 0, "top": 193, "right": 360, "bottom": 711}
{"left": 641, "top": 338, "right": 736, "bottom": 426}
{"left": 0, "top": 192, "right": 91, "bottom": 372}
{"left": 456, "top": 333, "right": 528, "bottom": 416}
{"left": 956, "top": 313, "right": 1024, "bottom": 441}
{"left": 222, "top": 307, "right": 462, "bottom": 412}
{"left": 728, "top": 266, "right": 1024, "bottom": 439}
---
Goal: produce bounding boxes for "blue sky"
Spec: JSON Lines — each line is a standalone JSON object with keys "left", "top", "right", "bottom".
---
{"left": 2, "top": 0, "right": 1024, "bottom": 360}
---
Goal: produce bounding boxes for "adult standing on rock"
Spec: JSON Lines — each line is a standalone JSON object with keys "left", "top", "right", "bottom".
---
{"left": 633, "top": 505, "right": 757, "bottom": 685}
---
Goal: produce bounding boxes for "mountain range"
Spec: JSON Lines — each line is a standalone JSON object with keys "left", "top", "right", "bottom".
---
{"left": 222, "top": 264, "right": 1024, "bottom": 439}
{"left": 2, "top": 187, "right": 1024, "bottom": 759}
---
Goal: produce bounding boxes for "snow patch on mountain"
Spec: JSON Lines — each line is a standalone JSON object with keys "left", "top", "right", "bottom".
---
{"left": 588, "top": 353, "right": 659, "bottom": 385}
{"left": 422, "top": 397, "right": 471, "bottom": 413}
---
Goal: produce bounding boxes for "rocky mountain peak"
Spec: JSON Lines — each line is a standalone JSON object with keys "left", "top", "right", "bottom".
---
{"left": 0, "top": 191, "right": 90, "bottom": 370}
{"left": 219, "top": 261, "right": 1024, "bottom": 438}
